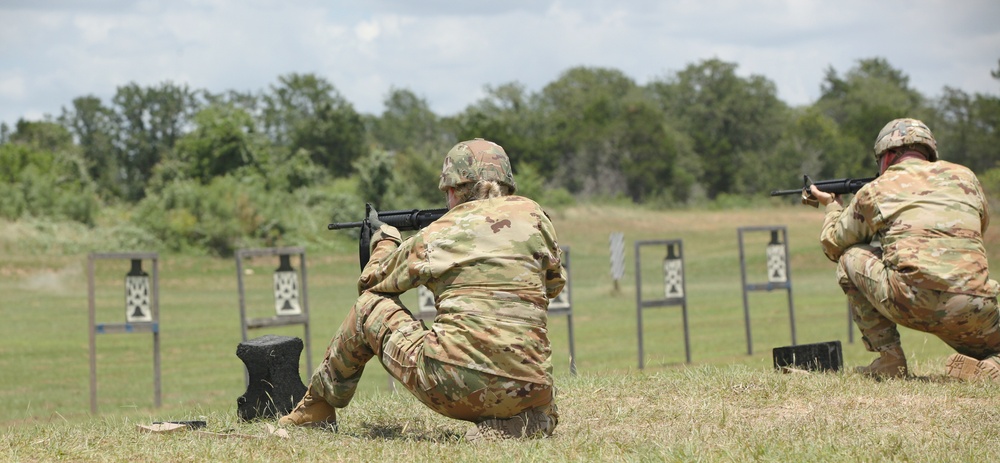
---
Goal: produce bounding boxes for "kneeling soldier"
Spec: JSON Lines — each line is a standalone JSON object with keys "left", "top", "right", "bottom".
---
{"left": 280, "top": 139, "right": 565, "bottom": 440}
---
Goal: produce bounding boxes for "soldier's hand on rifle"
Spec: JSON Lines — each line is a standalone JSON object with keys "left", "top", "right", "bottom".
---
{"left": 801, "top": 188, "right": 820, "bottom": 208}
{"left": 807, "top": 185, "right": 840, "bottom": 207}
{"left": 366, "top": 205, "right": 386, "bottom": 229}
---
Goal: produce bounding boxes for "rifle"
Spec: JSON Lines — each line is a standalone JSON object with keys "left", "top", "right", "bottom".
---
{"left": 328, "top": 203, "right": 447, "bottom": 270}
{"left": 770, "top": 175, "right": 875, "bottom": 197}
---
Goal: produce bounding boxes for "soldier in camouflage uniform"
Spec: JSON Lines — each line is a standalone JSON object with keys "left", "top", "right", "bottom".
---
{"left": 279, "top": 138, "right": 565, "bottom": 439}
{"left": 805, "top": 118, "right": 1000, "bottom": 380}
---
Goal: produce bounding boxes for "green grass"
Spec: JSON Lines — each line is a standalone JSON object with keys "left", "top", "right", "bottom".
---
{"left": 2, "top": 203, "right": 1000, "bottom": 461}
{"left": 4, "top": 370, "right": 1000, "bottom": 461}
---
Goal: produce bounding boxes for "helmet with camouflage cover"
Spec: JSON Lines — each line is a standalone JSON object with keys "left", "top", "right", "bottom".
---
{"left": 438, "top": 138, "right": 517, "bottom": 193}
{"left": 872, "top": 118, "right": 938, "bottom": 162}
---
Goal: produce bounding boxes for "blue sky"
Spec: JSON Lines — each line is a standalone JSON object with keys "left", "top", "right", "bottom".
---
{"left": 1, "top": 0, "right": 998, "bottom": 127}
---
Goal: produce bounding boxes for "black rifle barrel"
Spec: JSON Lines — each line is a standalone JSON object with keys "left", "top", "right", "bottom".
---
{"left": 327, "top": 208, "right": 448, "bottom": 230}
{"left": 328, "top": 221, "right": 364, "bottom": 230}
{"left": 770, "top": 177, "right": 875, "bottom": 197}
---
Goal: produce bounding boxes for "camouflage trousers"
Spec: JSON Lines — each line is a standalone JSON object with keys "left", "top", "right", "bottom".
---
{"left": 308, "top": 291, "right": 557, "bottom": 423}
{"left": 838, "top": 244, "right": 1000, "bottom": 360}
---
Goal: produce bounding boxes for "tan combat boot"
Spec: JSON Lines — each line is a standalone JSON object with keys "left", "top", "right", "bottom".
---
{"left": 945, "top": 354, "right": 1000, "bottom": 382}
{"left": 465, "top": 403, "right": 558, "bottom": 442}
{"left": 278, "top": 386, "right": 337, "bottom": 429}
{"left": 855, "top": 345, "right": 908, "bottom": 378}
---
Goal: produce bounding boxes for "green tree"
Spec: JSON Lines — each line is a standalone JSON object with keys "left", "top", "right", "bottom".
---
{"left": 371, "top": 87, "right": 445, "bottom": 152}
{"left": 366, "top": 88, "right": 451, "bottom": 207}
{"left": 771, "top": 108, "right": 871, "bottom": 193}
{"left": 112, "top": 82, "right": 202, "bottom": 201}
{"left": 8, "top": 118, "right": 73, "bottom": 150}
{"left": 930, "top": 87, "right": 976, "bottom": 167}
{"left": 534, "top": 66, "right": 684, "bottom": 201}
{"left": 929, "top": 81, "right": 1000, "bottom": 173}
{"left": 262, "top": 73, "right": 367, "bottom": 177}
{"left": 257, "top": 147, "right": 329, "bottom": 193}
{"left": 0, "top": 120, "right": 99, "bottom": 223}
{"left": 451, "top": 82, "right": 548, "bottom": 174}
{"left": 353, "top": 148, "right": 395, "bottom": 208}
{"left": 647, "top": 58, "right": 789, "bottom": 198}
{"left": 616, "top": 102, "right": 683, "bottom": 202}
{"left": 815, "top": 58, "right": 928, "bottom": 162}
{"left": 204, "top": 90, "right": 262, "bottom": 119}
{"left": 59, "top": 96, "right": 121, "bottom": 199}
{"left": 171, "top": 103, "right": 263, "bottom": 184}
{"left": 133, "top": 175, "right": 305, "bottom": 256}
{"left": 391, "top": 146, "right": 447, "bottom": 208}
{"left": 981, "top": 166, "right": 1000, "bottom": 209}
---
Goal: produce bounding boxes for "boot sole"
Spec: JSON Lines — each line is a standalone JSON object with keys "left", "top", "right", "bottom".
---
{"left": 945, "top": 354, "right": 1000, "bottom": 382}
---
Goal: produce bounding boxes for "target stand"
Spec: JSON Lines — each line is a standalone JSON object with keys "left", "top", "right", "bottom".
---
{"left": 235, "top": 247, "right": 312, "bottom": 376}
{"left": 635, "top": 239, "right": 691, "bottom": 369}
{"left": 87, "top": 252, "right": 162, "bottom": 414}
{"left": 737, "top": 226, "right": 796, "bottom": 355}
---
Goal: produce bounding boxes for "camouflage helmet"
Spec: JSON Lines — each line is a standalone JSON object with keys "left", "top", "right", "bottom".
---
{"left": 438, "top": 138, "right": 517, "bottom": 193}
{"left": 872, "top": 118, "right": 938, "bottom": 161}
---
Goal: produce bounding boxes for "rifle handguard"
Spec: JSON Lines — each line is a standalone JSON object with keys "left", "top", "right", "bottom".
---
{"left": 770, "top": 175, "right": 875, "bottom": 197}
{"left": 328, "top": 205, "right": 448, "bottom": 270}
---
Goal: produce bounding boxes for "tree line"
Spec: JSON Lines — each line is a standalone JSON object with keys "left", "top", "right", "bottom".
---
{"left": 2, "top": 57, "right": 998, "bottom": 255}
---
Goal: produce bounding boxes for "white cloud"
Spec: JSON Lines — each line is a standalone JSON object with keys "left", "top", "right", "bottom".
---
{"left": 72, "top": 14, "right": 117, "bottom": 44}
{"left": 355, "top": 20, "right": 381, "bottom": 43}
{"left": 0, "top": 74, "right": 26, "bottom": 101}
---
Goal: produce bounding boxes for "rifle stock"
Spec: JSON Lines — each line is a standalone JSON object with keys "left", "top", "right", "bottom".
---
{"left": 328, "top": 204, "right": 447, "bottom": 270}
{"left": 770, "top": 175, "right": 875, "bottom": 197}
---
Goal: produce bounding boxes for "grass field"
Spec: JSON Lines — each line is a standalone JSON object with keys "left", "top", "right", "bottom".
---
{"left": 2, "top": 202, "right": 1000, "bottom": 461}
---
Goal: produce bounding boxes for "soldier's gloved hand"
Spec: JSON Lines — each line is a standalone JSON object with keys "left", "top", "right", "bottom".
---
{"left": 367, "top": 205, "right": 385, "bottom": 229}
{"left": 801, "top": 189, "right": 819, "bottom": 208}
{"left": 807, "top": 185, "right": 840, "bottom": 207}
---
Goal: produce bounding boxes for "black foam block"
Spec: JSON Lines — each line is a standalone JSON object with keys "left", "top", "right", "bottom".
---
{"left": 236, "top": 335, "right": 307, "bottom": 421}
{"left": 772, "top": 340, "right": 843, "bottom": 372}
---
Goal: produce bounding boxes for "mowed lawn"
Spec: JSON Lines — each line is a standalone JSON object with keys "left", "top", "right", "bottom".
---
{"left": 2, "top": 203, "right": 999, "bottom": 461}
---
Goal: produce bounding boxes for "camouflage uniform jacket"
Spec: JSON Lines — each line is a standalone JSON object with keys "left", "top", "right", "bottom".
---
{"left": 819, "top": 158, "right": 998, "bottom": 297}
{"left": 357, "top": 195, "right": 566, "bottom": 384}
